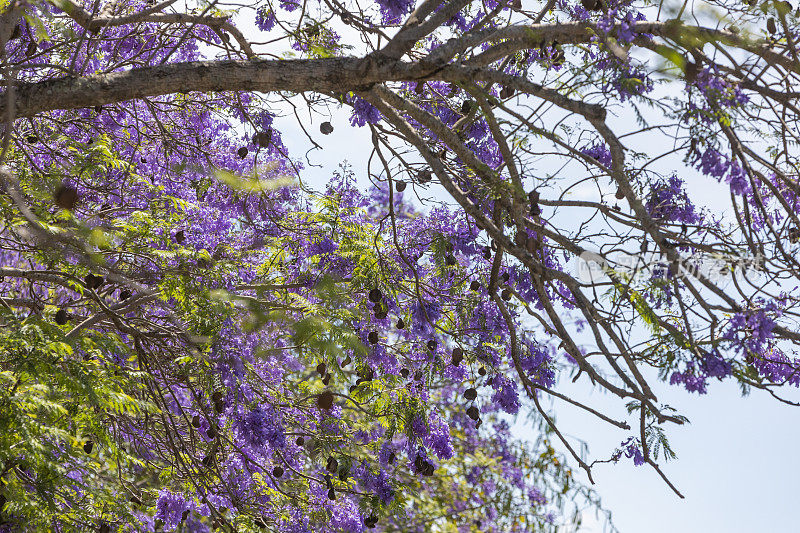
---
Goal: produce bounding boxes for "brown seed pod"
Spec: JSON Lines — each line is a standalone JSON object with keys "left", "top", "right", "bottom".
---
{"left": 55, "top": 309, "right": 69, "bottom": 325}
{"left": 499, "top": 85, "right": 514, "bottom": 99}
{"left": 272, "top": 466, "right": 284, "bottom": 478}
{"left": 466, "top": 405, "right": 480, "bottom": 420}
{"left": 483, "top": 246, "right": 492, "bottom": 260}
{"left": 192, "top": 415, "right": 201, "bottom": 428}
{"left": 341, "top": 355, "right": 351, "bottom": 367}
{"left": 452, "top": 349, "right": 463, "bottom": 366}
{"left": 327, "top": 488, "right": 336, "bottom": 500}
{"left": 767, "top": 17, "right": 777, "bottom": 34}
{"left": 253, "top": 130, "right": 272, "bottom": 147}
{"left": 326, "top": 457, "right": 338, "bottom": 474}
{"left": 369, "top": 288, "right": 382, "bottom": 303}
{"left": 26, "top": 135, "right": 39, "bottom": 143}
{"left": 501, "top": 288, "right": 512, "bottom": 301}
{"left": 478, "top": 366, "right": 486, "bottom": 376}
{"left": 368, "top": 331, "right": 379, "bottom": 344}
{"left": 83, "top": 440, "right": 94, "bottom": 454}
{"left": 615, "top": 188, "right": 625, "bottom": 200}
{"left": 470, "top": 280, "right": 481, "bottom": 291}
{"left": 320, "top": 122, "right": 334, "bottom": 135}
{"left": 317, "top": 362, "right": 327, "bottom": 376}
{"left": 174, "top": 230, "right": 185, "bottom": 244}
{"left": 426, "top": 340, "right": 437, "bottom": 351}
{"left": 416, "top": 169, "right": 432, "bottom": 183}
{"left": 54, "top": 185, "right": 79, "bottom": 210}
{"left": 119, "top": 289, "right": 132, "bottom": 301}
{"left": 460, "top": 100, "right": 473, "bottom": 115}
{"left": 237, "top": 146, "right": 248, "bottom": 159}
{"left": 396, "top": 318, "right": 406, "bottom": 329}
{"left": 395, "top": 180, "right": 406, "bottom": 192}
{"left": 414, "top": 370, "right": 423, "bottom": 381}
{"left": 206, "top": 427, "right": 218, "bottom": 439}
{"left": 414, "top": 82, "right": 425, "bottom": 94}
{"left": 322, "top": 374, "right": 331, "bottom": 385}
{"left": 464, "top": 388, "right": 477, "bottom": 401}
{"left": 445, "top": 255, "right": 456, "bottom": 266}
{"left": 317, "top": 390, "right": 334, "bottom": 409}
{"left": 400, "top": 368, "right": 409, "bottom": 378}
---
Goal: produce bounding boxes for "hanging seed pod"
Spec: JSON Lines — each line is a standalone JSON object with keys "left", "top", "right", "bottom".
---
{"left": 317, "top": 362, "right": 327, "bottom": 376}
{"left": 253, "top": 130, "right": 272, "bottom": 147}
{"left": 478, "top": 366, "right": 487, "bottom": 376}
{"left": 181, "top": 510, "right": 190, "bottom": 522}
{"left": 317, "top": 390, "right": 334, "bottom": 409}
{"left": 452, "top": 350, "right": 463, "bottom": 366}
{"left": 445, "top": 254, "right": 456, "bottom": 266}
{"left": 237, "top": 147, "right": 248, "bottom": 159}
{"left": 396, "top": 318, "right": 406, "bottom": 329}
{"left": 55, "top": 309, "right": 69, "bottom": 325}
{"left": 500, "top": 85, "right": 514, "bottom": 99}
{"left": 511, "top": 0, "right": 522, "bottom": 8}
{"left": 414, "top": 82, "right": 425, "bottom": 94}
{"left": 369, "top": 288, "right": 383, "bottom": 302}
{"left": 615, "top": 188, "right": 625, "bottom": 200}
{"left": 206, "top": 427, "right": 218, "bottom": 439}
{"left": 767, "top": 17, "right": 777, "bottom": 34}
{"left": 192, "top": 415, "right": 201, "bottom": 428}
{"left": 475, "top": 419, "right": 482, "bottom": 428}
{"left": 416, "top": 169, "right": 432, "bottom": 183}
{"left": 500, "top": 272, "right": 510, "bottom": 283}
{"left": 368, "top": 331, "right": 379, "bottom": 344}
{"left": 341, "top": 355, "right": 351, "bottom": 367}
{"left": 470, "top": 280, "right": 481, "bottom": 291}
{"left": 486, "top": 377, "right": 494, "bottom": 386}
{"left": 326, "top": 457, "right": 338, "bottom": 474}
{"left": 140, "top": 157, "right": 147, "bottom": 163}
{"left": 395, "top": 180, "right": 406, "bottom": 192}
{"left": 426, "top": 340, "right": 437, "bottom": 351}
{"left": 322, "top": 374, "right": 331, "bottom": 385}
{"left": 464, "top": 388, "right": 477, "bottom": 401}
{"left": 212, "top": 391, "right": 223, "bottom": 403}
{"left": 83, "top": 440, "right": 94, "bottom": 454}
{"left": 483, "top": 246, "right": 492, "bottom": 260}
{"left": 400, "top": 368, "right": 410, "bottom": 378}
{"left": 54, "top": 184, "right": 79, "bottom": 210}
{"left": 501, "top": 288, "right": 512, "bottom": 301}
{"left": 375, "top": 310, "right": 388, "bottom": 320}
{"left": 295, "top": 436, "right": 305, "bottom": 446}
{"left": 460, "top": 100, "right": 473, "bottom": 114}
{"left": 26, "top": 134, "right": 39, "bottom": 143}
{"left": 327, "top": 488, "right": 336, "bottom": 500}
{"left": 174, "top": 230, "right": 186, "bottom": 244}
{"left": 414, "top": 370, "right": 423, "bottom": 381}
{"left": 320, "top": 122, "right": 334, "bottom": 135}
{"left": 119, "top": 289, "right": 132, "bottom": 301}
{"left": 466, "top": 405, "right": 480, "bottom": 420}
{"left": 273, "top": 466, "right": 284, "bottom": 478}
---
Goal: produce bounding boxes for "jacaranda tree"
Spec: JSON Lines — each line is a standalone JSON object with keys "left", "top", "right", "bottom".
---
{"left": 0, "top": 0, "right": 798, "bottom": 530}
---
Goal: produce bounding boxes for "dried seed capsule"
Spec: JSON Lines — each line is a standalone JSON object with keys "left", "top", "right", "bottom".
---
{"left": 368, "top": 331, "right": 379, "bottom": 344}
{"left": 615, "top": 188, "right": 625, "bottom": 200}
{"left": 464, "top": 388, "right": 477, "bottom": 401}
{"left": 119, "top": 289, "right": 132, "bottom": 301}
{"left": 327, "top": 488, "right": 336, "bottom": 500}
{"left": 396, "top": 180, "right": 406, "bottom": 192}
{"left": 83, "top": 440, "right": 94, "bottom": 454}
{"left": 460, "top": 100, "right": 473, "bottom": 114}
{"left": 206, "top": 427, "right": 217, "bottom": 439}
{"left": 426, "top": 340, "right": 437, "bottom": 351}
{"left": 55, "top": 309, "right": 69, "bottom": 325}
{"left": 416, "top": 169, "right": 432, "bottom": 183}
{"left": 326, "top": 457, "right": 338, "bottom": 474}
{"left": 54, "top": 185, "right": 79, "bottom": 210}
{"left": 767, "top": 17, "right": 777, "bottom": 34}
{"left": 466, "top": 405, "right": 480, "bottom": 420}
{"left": 296, "top": 436, "right": 304, "bottom": 446}
{"left": 322, "top": 374, "right": 331, "bottom": 385}
{"left": 272, "top": 466, "right": 284, "bottom": 478}
{"left": 237, "top": 147, "right": 248, "bottom": 159}
{"left": 501, "top": 288, "right": 512, "bottom": 301}
{"left": 317, "top": 362, "right": 327, "bottom": 376}
{"left": 369, "top": 288, "right": 382, "bottom": 302}
{"left": 470, "top": 280, "right": 480, "bottom": 291}
{"left": 253, "top": 130, "right": 272, "bottom": 147}
{"left": 396, "top": 318, "right": 406, "bottom": 329}
{"left": 414, "top": 82, "right": 425, "bottom": 94}
{"left": 320, "top": 121, "right": 334, "bottom": 135}
{"left": 317, "top": 390, "right": 334, "bottom": 409}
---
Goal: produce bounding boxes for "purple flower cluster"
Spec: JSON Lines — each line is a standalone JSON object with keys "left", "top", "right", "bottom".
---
{"left": 693, "top": 147, "right": 751, "bottom": 195}
{"left": 349, "top": 97, "right": 382, "bottom": 127}
{"left": 645, "top": 175, "right": 702, "bottom": 224}
{"left": 581, "top": 143, "right": 613, "bottom": 168}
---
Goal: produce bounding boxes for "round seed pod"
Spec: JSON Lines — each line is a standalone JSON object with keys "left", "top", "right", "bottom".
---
{"left": 119, "top": 289, "right": 132, "bottom": 301}
{"left": 83, "top": 440, "right": 94, "bottom": 454}
{"left": 396, "top": 318, "right": 406, "bottom": 329}
{"left": 483, "top": 247, "right": 492, "bottom": 260}
{"left": 55, "top": 309, "right": 69, "bottom": 325}
{"left": 237, "top": 147, "right": 248, "bottom": 159}
{"left": 326, "top": 457, "right": 338, "bottom": 474}
{"left": 54, "top": 185, "right": 79, "bottom": 210}
{"left": 322, "top": 374, "right": 331, "bottom": 385}
{"left": 272, "top": 466, "right": 284, "bottom": 478}
{"left": 445, "top": 255, "right": 456, "bottom": 266}
{"left": 396, "top": 180, "right": 406, "bottom": 192}
{"left": 615, "top": 188, "right": 625, "bottom": 200}
{"left": 464, "top": 388, "right": 477, "bottom": 401}
{"left": 296, "top": 436, "right": 304, "bottom": 446}
{"left": 460, "top": 100, "right": 473, "bottom": 114}
{"left": 316, "top": 362, "right": 327, "bottom": 376}
{"left": 416, "top": 169, "right": 432, "bottom": 183}
{"left": 26, "top": 134, "right": 39, "bottom": 143}
{"left": 470, "top": 280, "right": 481, "bottom": 291}
{"left": 466, "top": 405, "right": 480, "bottom": 420}
{"left": 369, "top": 288, "right": 382, "bottom": 302}
{"left": 191, "top": 415, "right": 201, "bottom": 428}
{"left": 451, "top": 351, "right": 463, "bottom": 366}
{"left": 501, "top": 272, "right": 510, "bottom": 283}
{"left": 181, "top": 510, "right": 190, "bottom": 522}
{"left": 478, "top": 366, "right": 486, "bottom": 376}
{"left": 174, "top": 230, "right": 185, "bottom": 244}
{"left": 320, "top": 122, "right": 334, "bottom": 135}
{"left": 400, "top": 368, "right": 410, "bottom": 378}
{"left": 327, "top": 488, "right": 336, "bottom": 500}
{"left": 388, "top": 452, "right": 396, "bottom": 464}
{"left": 414, "top": 370, "right": 423, "bottom": 381}
{"left": 317, "top": 390, "right": 334, "bottom": 409}
{"left": 253, "top": 130, "right": 272, "bottom": 147}
{"left": 368, "top": 331, "right": 379, "bottom": 344}
{"left": 414, "top": 82, "right": 425, "bottom": 94}
{"left": 501, "top": 288, "right": 512, "bottom": 301}
{"left": 341, "top": 355, "right": 351, "bottom": 367}
{"left": 206, "top": 427, "right": 217, "bottom": 439}
{"left": 426, "top": 340, "right": 437, "bottom": 351}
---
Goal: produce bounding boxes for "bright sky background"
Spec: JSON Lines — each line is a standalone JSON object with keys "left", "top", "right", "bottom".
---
{"left": 222, "top": 3, "right": 800, "bottom": 530}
